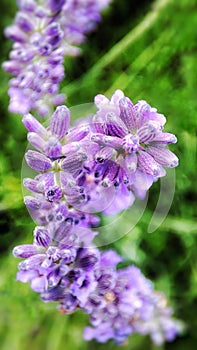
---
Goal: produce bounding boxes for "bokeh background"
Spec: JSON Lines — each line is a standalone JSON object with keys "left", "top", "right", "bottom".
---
{"left": 0, "top": 0, "right": 197, "bottom": 349}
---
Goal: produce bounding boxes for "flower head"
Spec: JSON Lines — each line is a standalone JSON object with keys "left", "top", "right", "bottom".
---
{"left": 3, "top": 0, "right": 112, "bottom": 116}
{"left": 83, "top": 90, "right": 178, "bottom": 203}
{"left": 83, "top": 261, "right": 182, "bottom": 345}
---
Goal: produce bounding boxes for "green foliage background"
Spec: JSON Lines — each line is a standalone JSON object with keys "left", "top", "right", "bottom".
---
{"left": 0, "top": 0, "right": 197, "bottom": 349}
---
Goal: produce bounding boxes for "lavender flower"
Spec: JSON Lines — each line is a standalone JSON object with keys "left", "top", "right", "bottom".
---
{"left": 23, "top": 109, "right": 133, "bottom": 215}
{"left": 3, "top": 0, "right": 112, "bottom": 116}
{"left": 83, "top": 251, "right": 182, "bottom": 345}
{"left": 22, "top": 95, "right": 178, "bottom": 217}
{"left": 13, "top": 96, "right": 181, "bottom": 345}
{"left": 4, "top": 0, "right": 181, "bottom": 344}
{"left": 22, "top": 105, "right": 91, "bottom": 218}
{"left": 93, "top": 90, "right": 178, "bottom": 174}
{"left": 13, "top": 222, "right": 99, "bottom": 302}
{"left": 77, "top": 89, "right": 179, "bottom": 210}
{"left": 3, "top": 2, "right": 65, "bottom": 116}
{"left": 13, "top": 240, "right": 182, "bottom": 344}
{"left": 50, "top": 90, "right": 177, "bottom": 214}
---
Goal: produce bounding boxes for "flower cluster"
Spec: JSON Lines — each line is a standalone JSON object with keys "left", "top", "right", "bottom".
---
{"left": 12, "top": 93, "right": 181, "bottom": 345}
{"left": 14, "top": 239, "right": 182, "bottom": 346}
{"left": 84, "top": 258, "right": 181, "bottom": 346}
{"left": 3, "top": 0, "right": 182, "bottom": 345}
{"left": 91, "top": 90, "right": 178, "bottom": 185}
{"left": 3, "top": 0, "right": 112, "bottom": 116}
{"left": 21, "top": 89, "right": 178, "bottom": 218}
{"left": 73, "top": 89, "right": 178, "bottom": 214}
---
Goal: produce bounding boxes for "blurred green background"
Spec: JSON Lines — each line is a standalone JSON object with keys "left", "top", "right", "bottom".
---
{"left": 0, "top": 0, "right": 197, "bottom": 349}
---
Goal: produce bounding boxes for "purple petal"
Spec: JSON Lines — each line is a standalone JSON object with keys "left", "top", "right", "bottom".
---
{"left": 27, "top": 132, "right": 46, "bottom": 152}
{"left": 138, "top": 121, "right": 162, "bottom": 143}
{"left": 18, "top": 254, "right": 46, "bottom": 270}
{"left": 61, "top": 152, "right": 87, "bottom": 174}
{"left": 22, "top": 114, "right": 48, "bottom": 138}
{"left": 138, "top": 151, "right": 164, "bottom": 177}
{"left": 44, "top": 136, "right": 62, "bottom": 158}
{"left": 66, "top": 125, "right": 90, "bottom": 142}
{"left": 62, "top": 143, "right": 80, "bottom": 156}
{"left": 17, "top": 0, "right": 36, "bottom": 12}
{"left": 48, "top": 269, "right": 61, "bottom": 288}
{"left": 110, "top": 90, "right": 125, "bottom": 104}
{"left": 122, "top": 134, "right": 140, "bottom": 153}
{"left": 95, "top": 147, "right": 113, "bottom": 163}
{"left": 8, "top": 87, "right": 31, "bottom": 114}
{"left": 34, "top": 226, "right": 51, "bottom": 247}
{"left": 16, "top": 270, "right": 38, "bottom": 283}
{"left": 25, "top": 150, "right": 52, "bottom": 172}
{"left": 23, "top": 177, "right": 42, "bottom": 193}
{"left": 5, "top": 25, "right": 27, "bottom": 42}
{"left": 125, "top": 153, "right": 138, "bottom": 172}
{"left": 100, "top": 250, "right": 123, "bottom": 269}
{"left": 45, "top": 185, "right": 63, "bottom": 202}
{"left": 15, "top": 12, "right": 34, "bottom": 32}
{"left": 130, "top": 170, "right": 153, "bottom": 198}
{"left": 91, "top": 134, "right": 122, "bottom": 149}
{"left": 46, "top": 0, "right": 65, "bottom": 12}
{"left": 94, "top": 94, "right": 109, "bottom": 108}
{"left": 50, "top": 105, "right": 70, "bottom": 139}
{"left": 105, "top": 113, "right": 128, "bottom": 138}
{"left": 119, "top": 97, "right": 138, "bottom": 130}
{"left": 2, "top": 61, "right": 22, "bottom": 75}
{"left": 101, "top": 161, "right": 119, "bottom": 187}
{"left": 83, "top": 325, "right": 114, "bottom": 343}
{"left": 135, "top": 100, "right": 166, "bottom": 128}
{"left": 55, "top": 203, "right": 68, "bottom": 221}
{"left": 78, "top": 254, "right": 98, "bottom": 270}
{"left": 13, "top": 244, "right": 39, "bottom": 258}
{"left": 103, "top": 185, "right": 135, "bottom": 215}
{"left": 31, "top": 276, "right": 47, "bottom": 293}
{"left": 24, "top": 196, "right": 41, "bottom": 210}
{"left": 146, "top": 146, "right": 179, "bottom": 168}
{"left": 44, "top": 22, "right": 61, "bottom": 37}
{"left": 151, "top": 132, "right": 177, "bottom": 145}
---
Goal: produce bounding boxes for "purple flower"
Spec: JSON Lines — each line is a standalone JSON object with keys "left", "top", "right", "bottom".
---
{"left": 78, "top": 89, "right": 179, "bottom": 206}
{"left": 14, "top": 221, "right": 100, "bottom": 309}
{"left": 22, "top": 106, "right": 92, "bottom": 219}
{"left": 83, "top": 258, "right": 182, "bottom": 345}
{"left": 3, "top": 0, "right": 112, "bottom": 116}
{"left": 45, "top": 186, "right": 63, "bottom": 202}
{"left": 23, "top": 106, "right": 82, "bottom": 159}
{"left": 12, "top": 91, "right": 181, "bottom": 346}
{"left": 14, "top": 218, "right": 98, "bottom": 297}
{"left": 13, "top": 225, "right": 182, "bottom": 344}
{"left": 22, "top": 96, "right": 178, "bottom": 217}
{"left": 13, "top": 238, "right": 182, "bottom": 345}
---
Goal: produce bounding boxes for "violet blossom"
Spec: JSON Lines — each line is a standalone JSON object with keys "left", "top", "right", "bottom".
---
{"left": 83, "top": 251, "right": 182, "bottom": 345}
{"left": 3, "top": 0, "right": 112, "bottom": 116}
{"left": 52, "top": 90, "right": 178, "bottom": 214}
{"left": 22, "top": 105, "right": 97, "bottom": 223}
{"left": 13, "top": 93, "right": 181, "bottom": 345}
{"left": 13, "top": 239, "right": 182, "bottom": 344}
{"left": 91, "top": 90, "right": 178, "bottom": 180}
{"left": 22, "top": 103, "right": 132, "bottom": 217}
{"left": 22, "top": 91, "right": 179, "bottom": 216}
{"left": 76, "top": 89, "right": 179, "bottom": 212}
{"left": 13, "top": 222, "right": 99, "bottom": 305}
